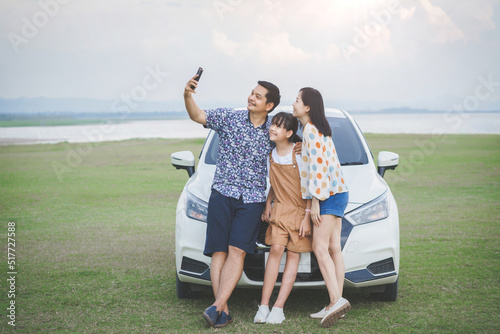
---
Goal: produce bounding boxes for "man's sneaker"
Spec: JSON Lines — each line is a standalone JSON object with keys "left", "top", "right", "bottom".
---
{"left": 214, "top": 311, "right": 233, "bottom": 328}
{"left": 266, "top": 307, "right": 285, "bottom": 324}
{"left": 321, "top": 298, "right": 351, "bottom": 328}
{"left": 253, "top": 305, "right": 270, "bottom": 324}
{"left": 202, "top": 305, "right": 219, "bottom": 327}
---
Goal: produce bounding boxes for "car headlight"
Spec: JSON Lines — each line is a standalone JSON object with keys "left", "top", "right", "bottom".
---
{"left": 346, "top": 191, "right": 390, "bottom": 226}
{"left": 185, "top": 190, "right": 208, "bottom": 222}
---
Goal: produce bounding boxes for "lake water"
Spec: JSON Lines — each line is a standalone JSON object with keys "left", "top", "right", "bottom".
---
{"left": 0, "top": 112, "right": 498, "bottom": 145}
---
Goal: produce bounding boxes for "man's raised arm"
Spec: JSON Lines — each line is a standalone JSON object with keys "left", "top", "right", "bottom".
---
{"left": 183, "top": 75, "right": 207, "bottom": 126}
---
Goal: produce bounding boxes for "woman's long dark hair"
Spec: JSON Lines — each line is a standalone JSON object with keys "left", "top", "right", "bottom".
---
{"left": 271, "top": 112, "right": 301, "bottom": 143}
{"left": 300, "top": 87, "right": 331, "bottom": 137}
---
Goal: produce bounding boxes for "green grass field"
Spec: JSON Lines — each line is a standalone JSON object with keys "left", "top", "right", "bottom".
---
{"left": 0, "top": 134, "right": 499, "bottom": 333}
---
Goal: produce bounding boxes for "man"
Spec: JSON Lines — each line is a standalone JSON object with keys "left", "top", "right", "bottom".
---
{"left": 183, "top": 74, "right": 281, "bottom": 328}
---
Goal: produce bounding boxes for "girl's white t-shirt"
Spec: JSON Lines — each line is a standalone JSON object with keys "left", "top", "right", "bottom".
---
{"left": 267, "top": 147, "right": 305, "bottom": 176}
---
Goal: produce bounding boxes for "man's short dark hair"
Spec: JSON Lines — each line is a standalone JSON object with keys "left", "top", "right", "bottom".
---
{"left": 258, "top": 80, "right": 280, "bottom": 112}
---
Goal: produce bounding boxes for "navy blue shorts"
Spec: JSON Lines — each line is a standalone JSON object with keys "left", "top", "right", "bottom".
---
{"left": 204, "top": 190, "right": 265, "bottom": 257}
{"left": 320, "top": 192, "right": 349, "bottom": 217}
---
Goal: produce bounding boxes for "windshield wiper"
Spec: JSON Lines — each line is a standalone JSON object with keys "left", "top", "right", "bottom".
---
{"left": 341, "top": 162, "right": 364, "bottom": 166}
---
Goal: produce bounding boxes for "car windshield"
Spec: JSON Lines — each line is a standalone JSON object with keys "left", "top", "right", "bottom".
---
{"left": 205, "top": 115, "right": 369, "bottom": 166}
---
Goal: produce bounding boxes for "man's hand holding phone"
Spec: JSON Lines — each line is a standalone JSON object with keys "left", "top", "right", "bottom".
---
{"left": 183, "top": 67, "right": 206, "bottom": 125}
{"left": 184, "top": 67, "right": 203, "bottom": 98}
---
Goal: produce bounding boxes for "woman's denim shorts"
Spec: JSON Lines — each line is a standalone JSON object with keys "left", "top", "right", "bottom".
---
{"left": 320, "top": 192, "right": 349, "bottom": 217}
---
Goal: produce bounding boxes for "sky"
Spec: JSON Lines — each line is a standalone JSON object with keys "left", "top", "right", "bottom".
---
{"left": 1, "top": 0, "right": 499, "bottom": 111}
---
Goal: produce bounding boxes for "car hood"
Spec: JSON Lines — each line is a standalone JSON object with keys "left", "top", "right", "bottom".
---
{"left": 186, "top": 163, "right": 387, "bottom": 212}
{"left": 342, "top": 164, "right": 388, "bottom": 208}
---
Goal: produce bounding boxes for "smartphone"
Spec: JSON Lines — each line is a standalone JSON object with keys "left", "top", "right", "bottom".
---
{"left": 191, "top": 67, "right": 203, "bottom": 90}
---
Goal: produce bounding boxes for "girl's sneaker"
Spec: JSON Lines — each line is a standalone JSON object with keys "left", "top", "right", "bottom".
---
{"left": 253, "top": 305, "right": 270, "bottom": 324}
{"left": 266, "top": 307, "right": 285, "bottom": 324}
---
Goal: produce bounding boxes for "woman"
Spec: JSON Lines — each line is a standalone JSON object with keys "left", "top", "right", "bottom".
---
{"left": 292, "top": 87, "right": 350, "bottom": 328}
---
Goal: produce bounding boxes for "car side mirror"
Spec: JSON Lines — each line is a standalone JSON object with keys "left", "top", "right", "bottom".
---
{"left": 171, "top": 151, "right": 195, "bottom": 177}
{"left": 377, "top": 151, "right": 399, "bottom": 178}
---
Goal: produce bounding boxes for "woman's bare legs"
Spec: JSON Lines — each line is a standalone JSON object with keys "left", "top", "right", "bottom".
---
{"left": 313, "top": 214, "right": 343, "bottom": 308}
{"left": 328, "top": 217, "right": 345, "bottom": 296}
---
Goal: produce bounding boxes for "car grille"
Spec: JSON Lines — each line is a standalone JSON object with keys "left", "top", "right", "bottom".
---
{"left": 243, "top": 249, "right": 324, "bottom": 282}
{"left": 245, "top": 217, "right": 354, "bottom": 283}
{"left": 257, "top": 220, "right": 269, "bottom": 245}
{"left": 245, "top": 220, "right": 323, "bottom": 282}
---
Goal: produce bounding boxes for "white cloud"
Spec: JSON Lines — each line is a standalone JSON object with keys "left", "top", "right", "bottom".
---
{"left": 212, "top": 30, "right": 238, "bottom": 57}
{"left": 419, "top": 0, "right": 465, "bottom": 43}
{"left": 322, "top": 43, "right": 343, "bottom": 60}
{"left": 399, "top": 6, "right": 416, "bottom": 21}
{"left": 365, "top": 25, "right": 394, "bottom": 56}
{"left": 448, "top": 0, "right": 497, "bottom": 41}
{"left": 249, "top": 32, "right": 311, "bottom": 64}
{"left": 0, "top": 0, "right": 498, "bottom": 110}
{"left": 211, "top": 29, "right": 311, "bottom": 65}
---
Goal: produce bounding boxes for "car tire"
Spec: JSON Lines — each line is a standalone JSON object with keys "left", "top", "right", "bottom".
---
{"left": 371, "top": 277, "right": 398, "bottom": 301}
{"left": 176, "top": 273, "right": 200, "bottom": 299}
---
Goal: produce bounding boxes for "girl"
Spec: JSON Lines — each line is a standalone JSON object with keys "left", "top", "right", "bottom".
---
{"left": 293, "top": 88, "right": 350, "bottom": 328}
{"left": 253, "top": 112, "right": 312, "bottom": 324}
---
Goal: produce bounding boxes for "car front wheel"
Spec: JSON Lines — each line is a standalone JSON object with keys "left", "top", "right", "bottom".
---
{"left": 176, "top": 273, "right": 200, "bottom": 299}
{"left": 371, "top": 278, "right": 399, "bottom": 301}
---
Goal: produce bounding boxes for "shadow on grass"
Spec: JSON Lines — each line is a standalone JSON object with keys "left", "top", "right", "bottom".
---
{"left": 169, "top": 283, "right": 390, "bottom": 332}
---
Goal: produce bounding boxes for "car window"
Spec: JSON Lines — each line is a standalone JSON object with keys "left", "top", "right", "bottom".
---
{"left": 204, "top": 116, "right": 368, "bottom": 166}
{"left": 204, "top": 132, "right": 219, "bottom": 165}
{"left": 328, "top": 117, "right": 368, "bottom": 165}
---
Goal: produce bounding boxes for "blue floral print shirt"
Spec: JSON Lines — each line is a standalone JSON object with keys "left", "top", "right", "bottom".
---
{"left": 205, "top": 108, "right": 274, "bottom": 204}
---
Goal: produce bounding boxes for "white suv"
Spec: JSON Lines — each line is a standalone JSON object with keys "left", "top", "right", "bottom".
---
{"left": 171, "top": 107, "right": 400, "bottom": 301}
